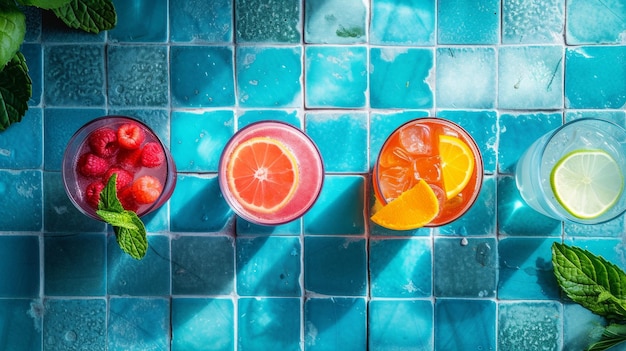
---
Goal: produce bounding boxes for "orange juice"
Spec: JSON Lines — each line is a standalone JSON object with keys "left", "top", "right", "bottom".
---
{"left": 373, "top": 118, "right": 483, "bottom": 227}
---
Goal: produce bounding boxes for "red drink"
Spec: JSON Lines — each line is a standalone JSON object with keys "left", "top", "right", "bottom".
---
{"left": 219, "top": 121, "right": 324, "bottom": 225}
{"left": 62, "top": 116, "right": 176, "bottom": 220}
{"left": 373, "top": 118, "right": 483, "bottom": 227}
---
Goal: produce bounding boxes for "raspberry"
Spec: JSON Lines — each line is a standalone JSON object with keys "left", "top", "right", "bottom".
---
{"left": 85, "top": 181, "right": 105, "bottom": 209}
{"left": 117, "top": 148, "right": 143, "bottom": 169}
{"left": 104, "top": 167, "right": 134, "bottom": 191}
{"left": 78, "top": 153, "right": 109, "bottom": 177}
{"left": 118, "top": 187, "right": 139, "bottom": 212}
{"left": 117, "top": 123, "right": 146, "bottom": 150}
{"left": 131, "top": 175, "right": 163, "bottom": 204}
{"left": 88, "top": 128, "right": 118, "bottom": 158}
{"left": 140, "top": 142, "right": 165, "bottom": 168}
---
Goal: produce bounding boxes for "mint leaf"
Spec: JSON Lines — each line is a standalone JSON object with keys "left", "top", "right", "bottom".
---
{"left": 95, "top": 210, "right": 139, "bottom": 230}
{"left": 552, "top": 242, "right": 626, "bottom": 321}
{"left": 16, "top": 0, "right": 73, "bottom": 10}
{"left": 52, "top": 0, "right": 116, "bottom": 34}
{"left": 114, "top": 213, "right": 147, "bottom": 260}
{"left": 0, "top": 2, "right": 26, "bottom": 69}
{"left": 98, "top": 174, "right": 124, "bottom": 213}
{"left": 97, "top": 174, "right": 148, "bottom": 260}
{"left": 587, "top": 323, "right": 626, "bottom": 351}
{"left": 0, "top": 51, "right": 31, "bottom": 131}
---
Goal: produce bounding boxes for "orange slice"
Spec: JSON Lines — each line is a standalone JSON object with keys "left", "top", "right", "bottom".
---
{"left": 226, "top": 137, "right": 299, "bottom": 214}
{"left": 370, "top": 179, "right": 439, "bottom": 230}
{"left": 439, "top": 135, "right": 475, "bottom": 199}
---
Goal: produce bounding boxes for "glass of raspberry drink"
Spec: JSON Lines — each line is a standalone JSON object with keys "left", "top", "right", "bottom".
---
{"left": 62, "top": 116, "right": 176, "bottom": 220}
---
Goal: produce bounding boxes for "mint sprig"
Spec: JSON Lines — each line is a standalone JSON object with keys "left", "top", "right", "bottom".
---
{"left": 97, "top": 174, "right": 148, "bottom": 260}
{"left": 552, "top": 242, "right": 626, "bottom": 350}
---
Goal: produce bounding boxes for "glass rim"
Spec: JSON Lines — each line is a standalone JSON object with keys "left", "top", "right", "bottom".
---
{"left": 373, "top": 117, "right": 484, "bottom": 227}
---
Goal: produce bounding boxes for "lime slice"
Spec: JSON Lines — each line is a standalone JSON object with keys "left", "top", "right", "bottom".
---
{"left": 550, "top": 149, "right": 624, "bottom": 219}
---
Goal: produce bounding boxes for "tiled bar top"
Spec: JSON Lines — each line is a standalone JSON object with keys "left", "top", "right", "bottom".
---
{"left": 1, "top": 0, "right": 626, "bottom": 350}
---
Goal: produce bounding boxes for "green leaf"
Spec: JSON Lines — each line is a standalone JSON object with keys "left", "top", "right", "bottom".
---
{"left": 552, "top": 242, "right": 626, "bottom": 321}
{"left": 0, "top": 2, "right": 26, "bottom": 69}
{"left": 113, "top": 213, "right": 147, "bottom": 260}
{"left": 587, "top": 323, "right": 626, "bottom": 351}
{"left": 0, "top": 51, "right": 31, "bottom": 131}
{"left": 95, "top": 210, "right": 139, "bottom": 230}
{"left": 52, "top": 0, "right": 116, "bottom": 34}
{"left": 16, "top": 0, "right": 73, "bottom": 10}
{"left": 98, "top": 174, "right": 124, "bottom": 213}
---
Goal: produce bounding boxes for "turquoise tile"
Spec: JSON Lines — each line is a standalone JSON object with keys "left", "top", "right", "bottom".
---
{"left": 370, "top": 0, "right": 435, "bottom": 45}
{"left": 502, "top": 0, "right": 564, "bottom": 44}
{"left": 564, "top": 237, "right": 626, "bottom": 270}
{"left": 436, "top": 47, "right": 496, "bottom": 109}
{"left": 304, "top": 175, "right": 365, "bottom": 235}
{"left": 437, "top": 0, "right": 500, "bottom": 44}
{"left": 169, "top": 0, "right": 233, "bottom": 43}
{"left": 43, "top": 108, "right": 106, "bottom": 171}
{"left": 0, "top": 299, "right": 42, "bottom": 350}
{"left": 236, "top": 217, "right": 302, "bottom": 235}
{"left": 498, "top": 301, "right": 562, "bottom": 351}
{"left": 565, "top": 46, "right": 626, "bottom": 109}
{"left": 304, "top": 298, "right": 367, "bottom": 351}
{"left": 22, "top": 5, "right": 41, "bottom": 42}
{"left": 236, "top": 46, "right": 302, "bottom": 107}
{"left": 304, "top": 236, "right": 367, "bottom": 296}
{"left": 141, "top": 204, "right": 170, "bottom": 233}
{"left": 21, "top": 44, "right": 42, "bottom": 106}
{"left": 172, "top": 298, "right": 234, "bottom": 351}
{"left": 304, "top": 46, "right": 367, "bottom": 108}
{"left": 43, "top": 44, "right": 105, "bottom": 107}
{"left": 236, "top": 236, "right": 301, "bottom": 297}
{"left": 499, "top": 46, "right": 564, "bottom": 109}
{"left": 43, "top": 171, "right": 106, "bottom": 233}
{"left": 369, "top": 238, "right": 432, "bottom": 298}
{"left": 563, "top": 303, "right": 606, "bottom": 350}
{"left": 368, "top": 300, "right": 433, "bottom": 350}
{"left": 171, "top": 110, "right": 234, "bottom": 172}
{"left": 108, "top": 298, "right": 170, "bottom": 351}
{"left": 107, "top": 45, "right": 168, "bottom": 107}
{"left": 369, "top": 111, "right": 430, "bottom": 170}
{"left": 434, "top": 237, "right": 496, "bottom": 297}
{"left": 436, "top": 176, "right": 497, "bottom": 236}
{"left": 304, "top": 0, "right": 367, "bottom": 44}
{"left": 44, "top": 234, "right": 106, "bottom": 296}
{"left": 237, "top": 109, "right": 302, "bottom": 128}
{"left": 170, "top": 46, "right": 235, "bottom": 108}
{"left": 498, "top": 237, "right": 561, "bottom": 299}
{"left": 498, "top": 112, "right": 562, "bottom": 174}
{"left": 170, "top": 174, "right": 233, "bottom": 232}
{"left": 43, "top": 299, "right": 106, "bottom": 351}
{"left": 172, "top": 236, "right": 234, "bottom": 295}
{"left": 41, "top": 11, "right": 106, "bottom": 42}
{"left": 0, "top": 107, "right": 42, "bottom": 169}
{"left": 435, "top": 299, "right": 496, "bottom": 351}
{"left": 238, "top": 298, "right": 301, "bottom": 350}
{"left": 109, "top": 0, "right": 167, "bottom": 42}
{"left": 437, "top": 110, "right": 498, "bottom": 174}
{"left": 370, "top": 48, "right": 433, "bottom": 109}
{"left": 497, "top": 175, "right": 562, "bottom": 236}
{"left": 566, "top": 0, "right": 626, "bottom": 44}
{"left": 0, "top": 235, "right": 39, "bottom": 297}
{"left": 0, "top": 170, "right": 42, "bottom": 231}
{"left": 235, "top": 0, "right": 301, "bottom": 43}
{"left": 107, "top": 235, "right": 170, "bottom": 296}
{"left": 305, "top": 112, "right": 368, "bottom": 173}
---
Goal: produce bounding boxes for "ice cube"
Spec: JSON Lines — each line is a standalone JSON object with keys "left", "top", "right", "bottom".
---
{"left": 399, "top": 124, "right": 432, "bottom": 155}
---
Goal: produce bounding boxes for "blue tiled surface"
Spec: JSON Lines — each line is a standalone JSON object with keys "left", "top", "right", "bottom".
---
{"left": 1, "top": 0, "right": 626, "bottom": 350}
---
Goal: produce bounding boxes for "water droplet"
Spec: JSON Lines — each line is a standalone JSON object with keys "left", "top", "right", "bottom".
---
{"left": 64, "top": 330, "right": 77, "bottom": 342}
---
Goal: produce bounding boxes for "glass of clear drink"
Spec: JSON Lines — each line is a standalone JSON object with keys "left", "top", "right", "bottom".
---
{"left": 515, "top": 118, "right": 626, "bottom": 224}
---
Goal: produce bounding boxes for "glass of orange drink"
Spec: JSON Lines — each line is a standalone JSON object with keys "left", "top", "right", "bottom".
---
{"left": 218, "top": 121, "right": 325, "bottom": 225}
{"left": 371, "top": 118, "right": 483, "bottom": 229}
